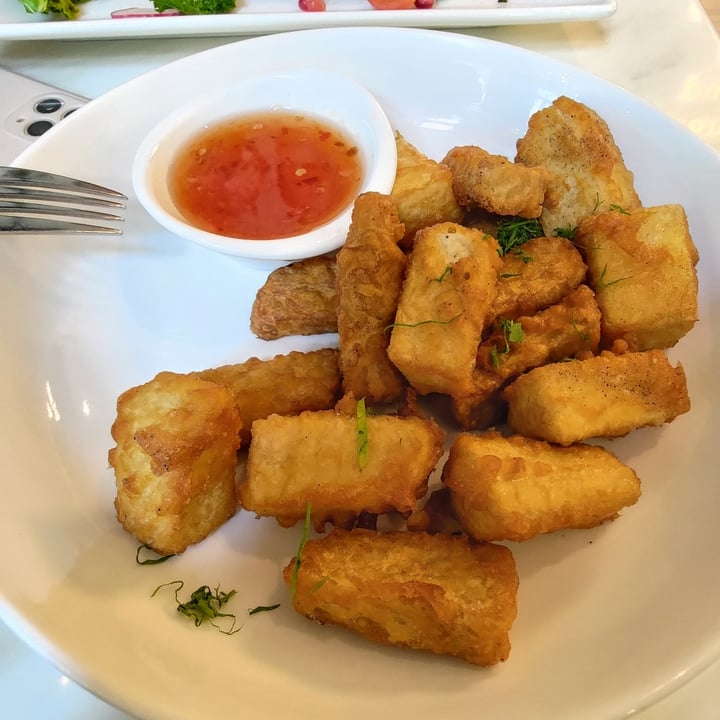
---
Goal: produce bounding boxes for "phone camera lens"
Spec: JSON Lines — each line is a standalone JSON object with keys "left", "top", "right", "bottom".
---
{"left": 26, "top": 120, "right": 54, "bottom": 137}
{"left": 35, "top": 97, "right": 64, "bottom": 114}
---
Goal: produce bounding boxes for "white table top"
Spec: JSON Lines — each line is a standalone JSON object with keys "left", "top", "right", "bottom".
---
{"left": 1, "top": 1, "right": 719, "bottom": 717}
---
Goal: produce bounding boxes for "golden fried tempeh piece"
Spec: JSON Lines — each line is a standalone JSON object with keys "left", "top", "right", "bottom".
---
{"left": 453, "top": 284, "right": 601, "bottom": 429}
{"left": 443, "top": 145, "right": 549, "bottom": 218}
{"left": 503, "top": 349, "right": 691, "bottom": 445}
{"left": 575, "top": 205, "right": 699, "bottom": 350}
{"left": 283, "top": 528, "right": 518, "bottom": 666}
{"left": 387, "top": 222, "right": 501, "bottom": 400}
{"left": 488, "top": 235, "right": 587, "bottom": 327}
{"left": 250, "top": 255, "right": 338, "bottom": 340}
{"left": 194, "top": 348, "right": 341, "bottom": 445}
{"left": 336, "top": 192, "right": 407, "bottom": 403}
{"left": 391, "top": 132, "right": 464, "bottom": 249}
{"left": 443, "top": 431, "right": 641, "bottom": 542}
{"left": 239, "top": 409, "right": 445, "bottom": 529}
{"left": 515, "top": 95, "right": 641, "bottom": 235}
{"left": 109, "top": 371, "right": 242, "bottom": 555}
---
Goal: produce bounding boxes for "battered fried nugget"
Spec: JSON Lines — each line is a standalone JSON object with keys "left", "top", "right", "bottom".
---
{"left": 387, "top": 222, "right": 501, "bottom": 401}
{"left": 109, "top": 371, "right": 242, "bottom": 555}
{"left": 488, "top": 235, "right": 588, "bottom": 327}
{"left": 443, "top": 145, "right": 549, "bottom": 218}
{"left": 443, "top": 431, "right": 641, "bottom": 542}
{"left": 504, "top": 349, "right": 691, "bottom": 445}
{"left": 575, "top": 205, "right": 699, "bottom": 350}
{"left": 250, "top": 255, "right": 338, "bottom": 340}
{"left": 336, "top": 193, "right": 407, "bottom": 403}
{"left": 194, "top": 348, "right": 341, "bottom": 445}
{"left": 391, "top": 132, "right": 464, "bottom": 249}
{"left": 239, "top": 409, "right": 445, "bottom": 529}
{"left": 515, "top": 95, "right": 641, "bottom": 235}
{"left": 283, "top": 528, "right": 518, "bottom": 666}
{"left": 453, "top": 284, "right": 601, "bottom": 429}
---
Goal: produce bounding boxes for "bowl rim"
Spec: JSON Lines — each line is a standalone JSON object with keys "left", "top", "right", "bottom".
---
{"left": 131, "top": 68, "right": 398, "bottom": 261}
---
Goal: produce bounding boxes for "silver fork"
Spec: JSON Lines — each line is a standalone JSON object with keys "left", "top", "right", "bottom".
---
{"left": 0, "top": 166, "right": 127, "bottom": 235}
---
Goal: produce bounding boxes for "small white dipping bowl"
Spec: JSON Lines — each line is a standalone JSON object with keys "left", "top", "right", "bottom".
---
{"left": 132, "top": 69, "right": 397, "bottom": 263}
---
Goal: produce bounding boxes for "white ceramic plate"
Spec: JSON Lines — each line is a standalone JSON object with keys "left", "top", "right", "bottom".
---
{"left": 0, "top": 0, "right": 616, "bottom": 40}
{"left": 1, "top": 27, "right": 718, "bottom": 720}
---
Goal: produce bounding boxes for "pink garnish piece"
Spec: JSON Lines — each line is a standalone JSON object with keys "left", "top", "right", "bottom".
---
{"left": 298, "top": 0, "right": 327, "bottom": 11}
{"left": 111, "top": 7, "right": 182, "bottom": 17}
{"left": 414, "top": 0, "right": 436, "bottom": 7}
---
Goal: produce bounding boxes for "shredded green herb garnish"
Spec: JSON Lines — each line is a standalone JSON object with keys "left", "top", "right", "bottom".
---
{"left": 500, "top": 318, "right": 525, "bottom": 351}
{"left": 555, "top": 225, "right": 578, "bottom": 240}
{"left": 495, "top": 217, "right": 543, "bottom": 259}
{"left": 136, "top": 544, "right": 174, "bottom": 565}
{"left": 310, "top": 576, "right": 329, "bottom": 593}
{"left": 490, "top": 318, "right": 525, "bottom": 368}
{"left": 609, "top": 204, "right": 630, "bottom": 215}
{"left": 571, "top": 309, "right": 591, "bottom": 342}
{"left": 596, "top": 264, "right": 631, "bottom": 289}
{"left": 431, "top": 266, "right": 453, "bottom": 283}
{"left": 356, "top": 397, "right": 369, "bottom": 470}
{"left": 290, "top": 502, "right": 312, "bottom": 598}
{"left": 151, "top": 580, "right": 241, "bottom": 635}
{"left": 248, "top": 603, "right": 280, "bottom": 616}
{"left": 385, "top": 313, "right": 462, "bottom": 333}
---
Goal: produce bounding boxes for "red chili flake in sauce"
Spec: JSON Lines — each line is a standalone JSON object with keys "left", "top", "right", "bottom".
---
{"left": 169, "top": 112, "right": 363, "bottom": 240}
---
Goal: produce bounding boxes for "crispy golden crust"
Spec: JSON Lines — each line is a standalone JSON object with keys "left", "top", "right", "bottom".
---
{"left": 575, "top": 205, "right": 699, "bottom": 350}
{"left": 443, "top": 431, "right": 641, "bottom": 541}
{"left": 443, "top": 145, "right": 549, "bottom": 218}
{"left": 503, "top": 349, "right": 691, "bottom": 445}
{"left": 250, "top": 255, "right": 338, "bottom": 340}
{"left": 283, "top": 528, "right": 518, "bottom": 666}
{"left": 336, "top": 193, "right": 407, "bottom": 403}
{"left": 453, "top": 284, "right": 601, "bottom": 429}
{"left": 515, "top": 95, "right": 641, "bottom": 235}
{"left": 391, "top": 132, "right": 464, "bottom": 249}
{"left": 479, "top": 284, "right": 601, "bottom": 379}
{"left": 194, "top": 349, "right": 341, "bottom": 445}
{"left": 387, "top": 222, "right": 501, "bottom": 400}
{"left": 488, "top": 235, "right": 588, "bottom": 326}
{"left": 239, "top": 409, "right": 445, "bottom": 529}
{"left": 109, "top": 371, "right": 242, "bottom": 555}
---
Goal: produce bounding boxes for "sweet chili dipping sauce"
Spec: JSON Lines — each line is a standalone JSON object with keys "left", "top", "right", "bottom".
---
{"left": 168, "top": 112, "right": 363, "bottom": 240}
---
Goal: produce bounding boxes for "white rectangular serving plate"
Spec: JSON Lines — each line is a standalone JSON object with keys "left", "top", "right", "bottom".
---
{"left": 0, "top": 0, "right": 615, "bottom": 41}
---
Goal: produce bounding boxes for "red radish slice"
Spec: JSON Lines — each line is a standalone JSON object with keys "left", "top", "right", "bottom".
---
{"left": 111, "top": 7, "right": 181, "bottom": 17}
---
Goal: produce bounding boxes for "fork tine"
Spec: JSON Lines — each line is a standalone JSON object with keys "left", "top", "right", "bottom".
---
{"left": 0, "top": 216, "right": 122, "bottom": 235}
{"left": 1, "top": 166, "right": 127, "bottom": 199}
{"left": 0, "top": 201, "right": 124, "bottom": 222}
{"left": 0, "top": 186, "right": 126, "bottom": 209}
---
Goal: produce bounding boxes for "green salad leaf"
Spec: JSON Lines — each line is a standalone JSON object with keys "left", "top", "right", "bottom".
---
{"left": 20, "top": 0, "right": 89, "bottom": 19}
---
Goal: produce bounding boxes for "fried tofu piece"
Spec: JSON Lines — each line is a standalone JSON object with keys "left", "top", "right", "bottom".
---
{"left": 336, "top": 192, "right": 407, "bottom": 403}
{"left": 454, "top": 284, "right": 601, "bottom": 429}
{"left": 387, "top": 222, "right": 501, "bottom": 401}
{"left": 283, "top": 528, "right": 518, "bottom": 666}
{"left": 515, "top": 95, "right": 641, "bottom": 235}
{"left": 503, "top": 349, "right": 691, "bottom": 445}
{"left": 250, "top": 255, "right": 338, "bottom": 340}
{"left": 443, "top": 145, "right": 549, "bottom": 218}
{"left": 478, "top": 284, "right": 601, "bottom": 379}
{"left": 239, "top": 409, "right": 445, "bottom": 529}
{"left": 391, "top": 132, "right": 464, "bottom": 249}
{"left": 575, "top": 205, "right": 699, "bottom": 350}
{"left": 109, "top": 371, "right": 243, "bottom": 555}
{"left": 194, "top": 349, "right": 341, "bottom": 445}
{"left": 488, "top": 235, "right": 587, "bottom": 326}
{"left": 443, "top": 431, "right": 641, "bottom": 542}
